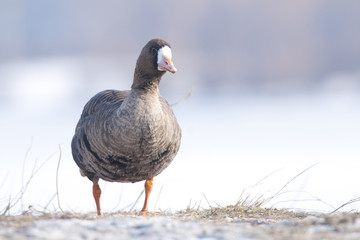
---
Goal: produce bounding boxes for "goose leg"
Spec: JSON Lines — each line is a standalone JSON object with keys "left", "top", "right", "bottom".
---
{"left": 140, "top": 177, "right": 154, "bottom": 216}
{"left": 92, "top": 180, "right": 103, "bottom": 216}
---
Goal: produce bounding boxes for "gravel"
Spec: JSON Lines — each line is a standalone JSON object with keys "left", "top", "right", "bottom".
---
{"left": 1, "top": 211, "right": 360, "bottom": 240}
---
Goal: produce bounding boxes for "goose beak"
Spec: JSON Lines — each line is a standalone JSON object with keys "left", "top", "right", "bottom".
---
{"left": 158, "top": 56, "right": 177, "bottom": 74}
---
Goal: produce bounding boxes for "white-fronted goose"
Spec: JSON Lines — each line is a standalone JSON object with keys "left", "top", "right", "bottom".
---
{"left": 71, "top": 39, "right": 181, "bottom": 216}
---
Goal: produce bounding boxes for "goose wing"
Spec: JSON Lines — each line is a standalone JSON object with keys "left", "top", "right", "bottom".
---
{"left": 71, "top": 90, "right": 129, "bottom": 180}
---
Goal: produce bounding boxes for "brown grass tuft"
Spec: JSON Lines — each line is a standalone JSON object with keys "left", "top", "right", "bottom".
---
{"left": 177, "top": 204, "right": 309, "bottom": 222}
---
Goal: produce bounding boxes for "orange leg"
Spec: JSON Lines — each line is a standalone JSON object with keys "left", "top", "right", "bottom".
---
{"left": 140, "top": 177, "right": 154, "bottom": 216}
{"left": 92, "top": 181, "right": 103, "bottom": 216}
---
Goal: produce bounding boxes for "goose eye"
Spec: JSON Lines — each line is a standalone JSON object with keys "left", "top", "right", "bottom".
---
{"left": 152, "top": 48, "right": 158, "bottom": 53}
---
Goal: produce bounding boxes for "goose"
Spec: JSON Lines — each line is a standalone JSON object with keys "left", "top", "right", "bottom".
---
{"left": 71, "top": 39, "right": 181, "bottom": 216}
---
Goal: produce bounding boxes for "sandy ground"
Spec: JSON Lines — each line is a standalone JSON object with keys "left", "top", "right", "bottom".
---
{"left": 1, "top": 208, "right": 360, "bottom": 240}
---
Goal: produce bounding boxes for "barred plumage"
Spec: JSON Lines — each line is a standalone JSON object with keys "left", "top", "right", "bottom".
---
{"left": 71, "top": 39, "right": 181, "bottom": 216}
{"left": 71, "top": 89, "right": 181, "bottom": 182}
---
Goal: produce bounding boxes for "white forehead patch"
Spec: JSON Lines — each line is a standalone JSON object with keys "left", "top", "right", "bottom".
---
{"left": 157, "top": 46, "right": 172, "bottom": 64}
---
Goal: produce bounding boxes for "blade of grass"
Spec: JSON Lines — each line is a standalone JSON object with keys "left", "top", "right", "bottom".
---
{"left": 129, "top": 189, "right": 144, "bottom": 212}
{"left": 153, "top": 185, "right": 163, "bottom": 212}
{"left": 171, "top": 85, "right": 195, "bottom": 106}
{"left": 202, "top": 193, "right": 212, "bottom": 209}
{"left": 56, "top": 144, "right": 63, "bottom": 212}
{"left": 263, "top": 162, "right": 319, "bottom": 206}
{"left": 330, "top": 197, "right": 360, "bottom": 214}
{"left": 21, "top": 137, "right": 33, "bottom": 212}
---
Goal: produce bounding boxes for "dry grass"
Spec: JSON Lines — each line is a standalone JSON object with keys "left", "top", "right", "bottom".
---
{"left": 2, "top": 143, "right": 360, "bottom": 226}
{"left": 0, "top": 141, "right": 60, "bottom": 216}
{"left": 177, "top": 204, "right": 310, "bottom": 222}
{"left": 0, "top": 206, "right": 308, "bottom": 228}
{"left": 0, "top": 209, "right": 142, "bottom": 228}
{"left": 2, "top": 205, "right": 360, "bottom": 240}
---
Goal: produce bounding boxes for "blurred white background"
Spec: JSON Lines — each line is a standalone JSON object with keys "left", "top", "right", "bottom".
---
{"left": 1, "top": 0, "right": 360, "bottom": 214}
